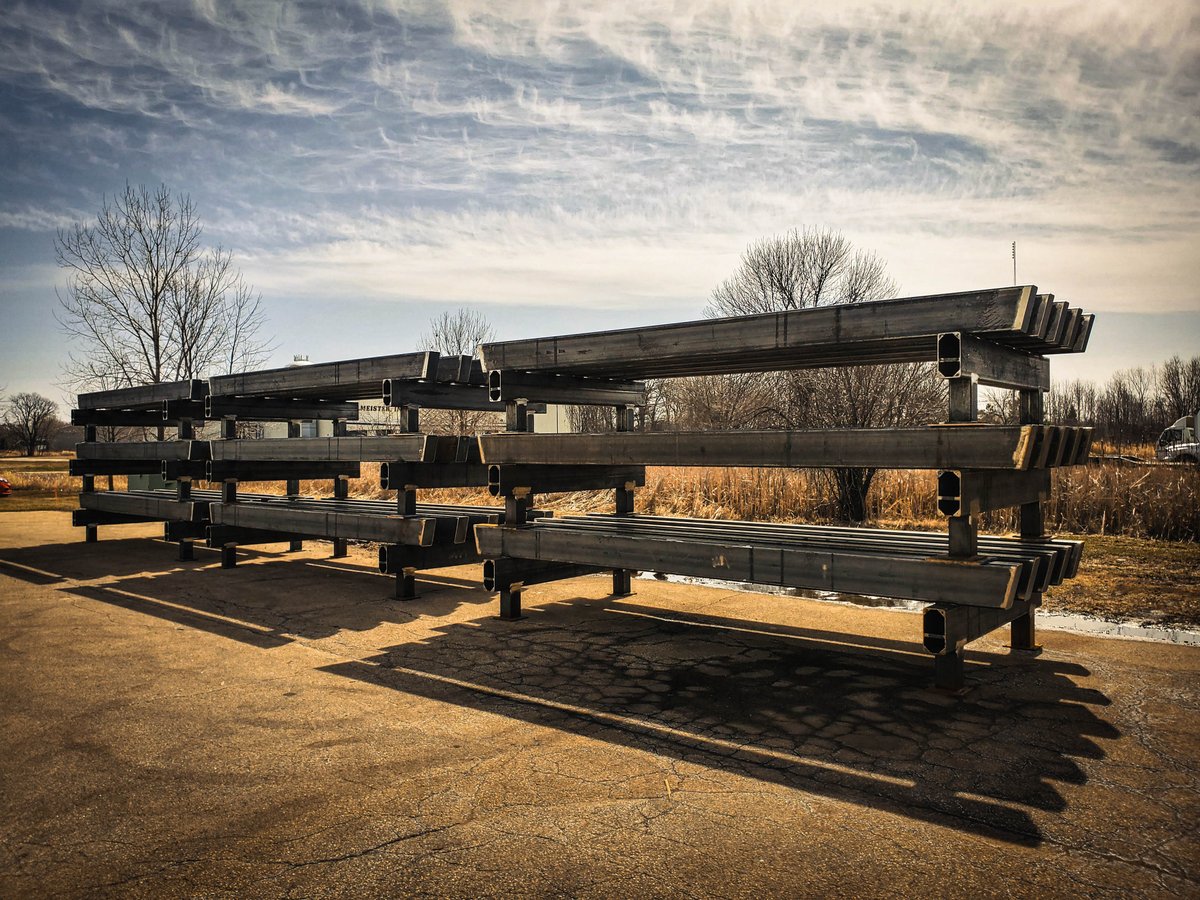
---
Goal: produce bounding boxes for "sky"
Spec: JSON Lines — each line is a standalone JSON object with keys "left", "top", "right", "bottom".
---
{"left": 1, "top": 0, "right": 1198, "bottom": 408}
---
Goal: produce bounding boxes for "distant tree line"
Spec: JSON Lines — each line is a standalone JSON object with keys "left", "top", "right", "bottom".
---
{"left": 984, "top": 355, "right": 1200, "bottom": 452}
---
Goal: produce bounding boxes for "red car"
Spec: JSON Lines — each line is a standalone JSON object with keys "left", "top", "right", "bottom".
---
{"left": 0, "top": 476, "right": 11, "bottom": 497}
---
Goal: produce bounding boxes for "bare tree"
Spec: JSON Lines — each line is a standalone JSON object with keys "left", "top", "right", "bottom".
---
{"left": 1159, "top": 355, "right": 1200, "bottom": 421}
{"left": 417, "top": 308, "right": 498, "bottom": 435}
{"left": 4, "top": 393, "right": 60, "bottom": 456}
{"left": 705, "top": 227, "right": 945, "bottom": 521}
{"left": 55, "top": 183, "right": 271, "bottom": 399}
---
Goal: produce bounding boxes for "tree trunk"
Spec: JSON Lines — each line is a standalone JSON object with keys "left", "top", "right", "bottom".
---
{"left": 832, "top": 466, "right": 876, "bottom": 522}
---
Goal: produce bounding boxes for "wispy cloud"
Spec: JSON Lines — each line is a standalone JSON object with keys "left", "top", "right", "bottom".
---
{"left": 0, "top": 0, "right": 1197, "bottom": 322}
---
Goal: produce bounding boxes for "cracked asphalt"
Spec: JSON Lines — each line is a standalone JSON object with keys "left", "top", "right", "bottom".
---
{"left": 1, "top": 511, "right": 1197, "bottom": 898}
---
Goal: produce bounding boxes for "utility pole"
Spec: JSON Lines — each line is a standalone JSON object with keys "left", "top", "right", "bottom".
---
{"left": 1012, "top": 241, "right": 1017, "bottom": 285}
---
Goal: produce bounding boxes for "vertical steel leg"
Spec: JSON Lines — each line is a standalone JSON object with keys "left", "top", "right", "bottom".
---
{"left": 500, "top": 586, "right": 523, "bottom": 620}
{"left": 331, "top": 476, "right": 348, "bottom": 558}
{"left": 1011, "top": 603, "right": 1041, "bottom": 654}
{"left": 221, "top": 543, "right": 237, "bottom": 569}
{"left": 85, "top": 524, "right": 98, "bottom": 543}
{"left": 612, "top": 569, "right": 632, "bottom": 596}
{"left": 178, "top": 541, "right": 195, "bottom": 562}
{"left": 395, "top": 571, "right": 416, "bottom": 601}
{"left": 934, "top": 650, "right": 965, "bottom": 692}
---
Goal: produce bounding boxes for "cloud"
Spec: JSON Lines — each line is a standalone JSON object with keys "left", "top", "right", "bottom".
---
{"left": 0, "top": 0, "right": 1196, "bottom": 325}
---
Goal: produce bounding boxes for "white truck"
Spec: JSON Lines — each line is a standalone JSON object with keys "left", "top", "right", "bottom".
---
{"left": 1155, "top": 413, "right": 1199, "bottom": 463}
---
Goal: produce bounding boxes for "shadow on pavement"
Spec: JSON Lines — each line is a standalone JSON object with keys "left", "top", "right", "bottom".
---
{"left": 323, "top": 594, "right": 1117, "bottom": 847}
{"left": 6, "top": 537, "right": 499, "bottom": 641}
{"left": 4, "top": 534, "right": 1119, "bottom": 846}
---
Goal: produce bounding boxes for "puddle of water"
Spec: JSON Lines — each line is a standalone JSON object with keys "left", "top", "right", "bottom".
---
{"left": 634, "top": 572, "right": 1200, "bottom": 646}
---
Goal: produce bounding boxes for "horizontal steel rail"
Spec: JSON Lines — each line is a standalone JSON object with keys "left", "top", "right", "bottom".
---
{"left": 210, "top": 500, "right": 436, "bottom": 546}
{"left": 482, "top": 427, "right": 1048, "bottom": 470}
{"left": 208, "top": 435, "right": 434, "bottom": 463}
{"left": 380, "top": 461, "right": 490, "bottom": 490}
{"left": 487, "top": 370, "right": 648, "bottom": 407}
{"left": 584, "top": 513, "right": 1082, "bottom": 582}
{"left": 79, "top": 490, "right": 201, "bottom": 522}
{"left": 205, "top": 460, "right": 362, "bottom": 481}
{"left": 935, "top": 469, "right": 1053, "bottom": 517}
{"left": 478, "top": 286, "right": 1099, "bottom": 378}
{"left": 77, "top": 379, "right": 207, "bottom": 411}
{"left": 75, "top": 440, "right": 208, "bottom": 461}
{"left": 487, "top": 464, "right": 646, "bottom": 497}
{"left": 936, "top": 332, "right": 1049, "bottom": 391}
{"left": 476, "top": 523, "right": 1023, "bottom": 609}
{"left": 208, "top": 352, "right": 433, "bottom": 400}
{"left": 204, "top": 396, "right": 359, "bottom": 422}
{"left": 383, "top": 379, "right": 504, "bottom": 412}
{"left": 535, "top": 515, "right": 1061, "bottom": 597}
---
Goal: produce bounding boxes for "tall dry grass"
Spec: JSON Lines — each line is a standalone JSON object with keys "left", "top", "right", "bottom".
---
{"left": 15, "top": 456, "right": 1198, "bottom": 541}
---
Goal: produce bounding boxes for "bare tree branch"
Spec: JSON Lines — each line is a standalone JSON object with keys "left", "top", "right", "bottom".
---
{"left": 55, "top": 183, "right": 273, "bottom": 400}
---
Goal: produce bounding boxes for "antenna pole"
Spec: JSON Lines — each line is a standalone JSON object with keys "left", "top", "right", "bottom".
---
{"left": 1012, "top": 241, "right": 1017, "bottom": 285}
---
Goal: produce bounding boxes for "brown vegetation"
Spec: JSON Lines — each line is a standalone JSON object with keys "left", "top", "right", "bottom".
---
{"left": 4, "top": 456, "right": 1195, "bottom": 541}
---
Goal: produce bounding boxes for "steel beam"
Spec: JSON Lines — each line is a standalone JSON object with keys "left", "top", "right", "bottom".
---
{"left": 937, "top": 332, "right": 1050, "bottom": 391}
{"left": 75, "top": 441, "right": 207, "bottom": 461}
{"left": 205, "top": 460, "right": 362, "bottom": 481}
{"left": 378, "top": 541, "right": 480, "bottom": 574}
{"left": 475, "top": 524, "right": 1022, "bottom": 608}
{"left": 77, "top": 380, "right": 207, "bottom": 411}
{"left": 481, "top": 427, "right": 1045, "bottom": 470}
{"left": 380, "top": 462, "right": 490, "bottom": 490}
{"left": 936, "top": 469, "right": 1052, "bottom": 516}
{"left": 487, "top": 464, "right": 646, "bottom": 497}
{"left": 208, "top": 435, "right": 432, "bottom": 463}
{"left": 71, "top": 408, "right": 170, "bottom": 427}
{"left": 79, "top": 490, "right": 200, "bottom": 522}
{"left": 482, "top": 558, "right": 603, "bottom": 592}
{"left": 488, "top": 370, "right": 648, "bottom": 407}
{"left": 383, "top": 379, "right": 503, "bottom": 412}
{"left": 203, "top": 396, "right": 359, "bottom": 421}
{"left": 208, "top": 352, "right": 434, "bottom": 400}
{"left": 210, "top": 500, "right": 435, "bottom": 545}
{"left": 923, "top": 600, "right": 1036, "bottom": 656}
{"left": 480, "top": 286, "right": 1046, "bottom": 377}
{"left": 70, "top": 459, "right": 163, "bottom": 476}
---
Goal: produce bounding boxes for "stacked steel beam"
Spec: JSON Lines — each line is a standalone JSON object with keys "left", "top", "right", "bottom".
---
{"left": 475, "top": 284, "right": 1095, "bottom": 690}
{"left": 68, "top": 352, "right": 530, "bottom": 596}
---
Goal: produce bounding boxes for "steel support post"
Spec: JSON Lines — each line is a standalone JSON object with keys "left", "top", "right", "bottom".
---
{"left": 221, "top": 543, "right": 237, "bottom": 568}
{"left": 935, "top": 650, "right": 965, "bottom": 692}
{"left": 1013, "top": 386, "right": 1046, "bottom": 653}
{"left": 399, "top": 405, "right": 420, "bottom": 433}
{"left": 506, "top": 400, "right": 530, "bottom": 432}
{"left": 222, "top": 417, "right": 237, "bottom": 440}
{"left": 612, "top": 404, "right": 635, "bottom": 597}
{"left": 286, "top": 420, "right": 303, "bottom": 552}
{"left": 500, "top": 586, "right": 523, "bottom": 620}
{"left": 948, "top": 515, "right": 978, "bottom": 558}
{"left": 395, "top": 570, "right": 417, "bottom": 601}
{"left": 331, "top": 474, "right": 349, "bottom": 558}
{"left": 85, "top": 524, "right": 98, "bottom": 543}
{"left": 947, "top": 375, "right": 979, "bottom": 423}
{"left": 399, "top": 488, "right": 417, "bottom": 517}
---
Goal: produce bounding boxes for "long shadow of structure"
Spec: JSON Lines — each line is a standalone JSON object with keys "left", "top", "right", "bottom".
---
{"left": 3, "top": 537, "right": 1118, "bottom": 845}
{"left": 1, "top": 538, "right": 497, "bottom": 642}
{"left": 324, "top": 595, "right": 1117, "bottom": 846}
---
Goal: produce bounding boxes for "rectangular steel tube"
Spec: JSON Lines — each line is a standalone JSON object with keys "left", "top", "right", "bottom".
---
{"left": 479, "top": 427, "right": 1040, "bottom": 470}
{"left": 475, "top": 524, "right": 1021, "bottom": 608}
